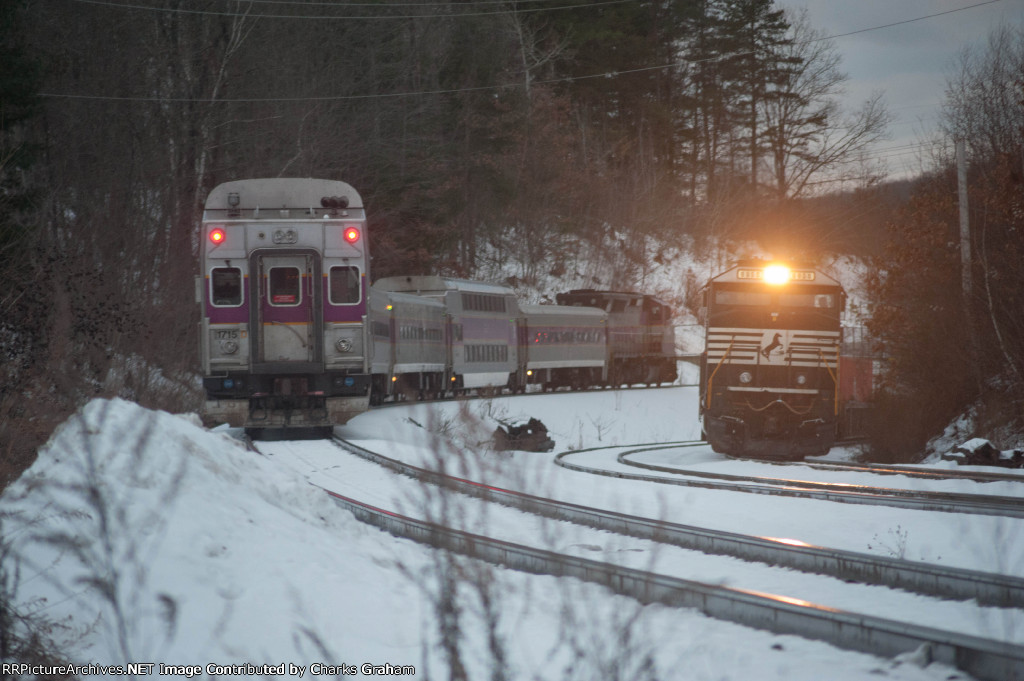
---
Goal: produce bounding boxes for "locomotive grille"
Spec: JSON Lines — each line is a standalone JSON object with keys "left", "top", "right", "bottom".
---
{"left": 706, "top": 327, "right": 839, "bottom": 368}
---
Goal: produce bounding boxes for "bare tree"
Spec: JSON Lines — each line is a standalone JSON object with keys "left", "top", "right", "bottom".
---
{"left": 940, "top": 24, "right": 1024, "bottom": 160}
{"left": 760, "top": 9, "right": 891, "bottom": 199}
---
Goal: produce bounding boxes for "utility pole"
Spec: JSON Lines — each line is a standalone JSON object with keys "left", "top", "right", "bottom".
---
{"left": 956, "top": 137, "right": 984, "bottom": 396}
{"left": 956, "top": 138, "right": 971, "bottom": 300}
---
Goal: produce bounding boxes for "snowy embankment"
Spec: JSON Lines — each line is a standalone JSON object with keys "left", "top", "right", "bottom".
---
{"left": 1, "top": 395, "right": 1016, "bottom": 680}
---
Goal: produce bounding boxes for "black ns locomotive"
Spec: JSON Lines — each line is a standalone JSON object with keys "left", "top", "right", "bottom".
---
{"left": 699, "top": 260, "right": 845, "bottom": 459}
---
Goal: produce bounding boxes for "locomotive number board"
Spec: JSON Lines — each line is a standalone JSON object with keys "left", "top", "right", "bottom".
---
{"left": 736, "top": 269, "right": 816, "bottom": 281}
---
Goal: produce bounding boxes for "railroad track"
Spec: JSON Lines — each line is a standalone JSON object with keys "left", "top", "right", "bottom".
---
{"left": 798, "top": 457, "right": 1024, "bottom": 484}
{"left": 331, "top": 437, "right": 1024, "bottom": 607}
{"left": 556, "top": 443, "right": 1024, "bottom": 518}
{"left": 310, "top": 437, "right": 1024, "bottom": 681}
{"left": 367, "top": 380, "right": 699, "bottom": 411}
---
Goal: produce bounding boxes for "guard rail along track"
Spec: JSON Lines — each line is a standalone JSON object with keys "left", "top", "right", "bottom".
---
{"left": 557, "top": 443, "right": 1024, "bottom": 519}
{"left": 332, "top": 438, "right": 1024, "bottom": 608}
{"left": 317, "top": 464, "right": 1024, "bottom": 681}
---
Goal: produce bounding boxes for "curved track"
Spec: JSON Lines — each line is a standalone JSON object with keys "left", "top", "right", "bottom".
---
{"left": 555, "top": 443, "right": 1024, "bottom": 518}
{"left": 281, "top": 437, "right": 1024, "bottom": 681}
{"left": 779, "top": 457, "right": 1024, "bottom": 484}
{"left": 329, "top": 437, "right": 1024, "bottom": 607}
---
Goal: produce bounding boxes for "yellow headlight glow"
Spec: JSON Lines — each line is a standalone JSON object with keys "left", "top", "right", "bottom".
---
{"left": 763, "top": 264, "right": 791, "bottom": 285}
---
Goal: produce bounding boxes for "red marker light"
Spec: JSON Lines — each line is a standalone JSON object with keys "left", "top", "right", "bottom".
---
{"left": 209, "top": 228, "right": 226, "bottom": 245}
{"left": 344, "top": 227, "right": 360, "bottom": 244}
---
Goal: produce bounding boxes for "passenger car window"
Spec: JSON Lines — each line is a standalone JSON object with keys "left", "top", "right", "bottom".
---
{"left": 269, "top": 267, "right": 301, "bottom": 306}
{"left": 329, "top": 266, "right": 361, "bottom": 305}
{"left": 211, "top": 267, "right": 242, "bottom": 306}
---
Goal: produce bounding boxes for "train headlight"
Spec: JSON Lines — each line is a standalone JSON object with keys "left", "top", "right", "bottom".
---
{"left": 219, "top": 339, "right": 239, "bottom": 354}
{"left": 335, "top": 338, "right": 353, "bottom": 353}
{"left": 796, "top": 373, "right": 807, "bottom": 385}
{"left": 763, "top": 264, "right": 791, "bottom": 285}
{"left": 739, "top": 371, "right": 753, "bottom": 384}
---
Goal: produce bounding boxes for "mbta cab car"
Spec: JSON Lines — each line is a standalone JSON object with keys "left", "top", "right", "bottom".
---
{"left": 198, "top": 178, "right": 371, "bottom": 433}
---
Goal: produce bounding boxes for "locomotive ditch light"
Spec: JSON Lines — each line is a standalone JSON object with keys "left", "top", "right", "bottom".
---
{"left": 763, "top": 264, "right": 791, "bottom": 285}
{"left": 344, "top": 226, "right": 361, "bottom": 244}
{"left": 209, "top": 227, "right": 226, "bottom": 245}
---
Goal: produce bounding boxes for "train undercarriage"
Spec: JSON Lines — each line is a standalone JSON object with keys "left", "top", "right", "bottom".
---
{"left": 703, "top": 390, "right": 836, "bottom": 460}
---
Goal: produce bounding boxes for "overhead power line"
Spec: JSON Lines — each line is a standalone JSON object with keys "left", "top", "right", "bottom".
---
{"left": 67, "top": 0, "right": 635, "bottom": 20}
{"left": 202, "top": 0, "right": 574, "bottom": 6}
{"left": 815, "top": 0, "right": 1002, "bottom": 42}
{"left": 42, "top": 0, "right": 1003, "bottom": 103}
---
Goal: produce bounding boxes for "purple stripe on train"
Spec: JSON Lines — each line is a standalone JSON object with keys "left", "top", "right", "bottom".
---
{"left": 206, "top": 283, "right": 249, "bottom": 324}
{"left": 323, "top": 278, "right": 366, "bottom": 323}
{"left": 206, "top": 279, "right": 365, "bottom": 324}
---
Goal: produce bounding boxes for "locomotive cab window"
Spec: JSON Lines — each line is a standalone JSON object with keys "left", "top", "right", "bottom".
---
{"left": 779, "top": 293, "right": 835, "bottom": 309}
{"left": 329, "top": 266, "right": 361, "bottom": 305}
{"left": 269, "top": 267, "right": 301, "bottom": 306}
{"left": 210, "top": 267, "right": 243, "bottom": 306}
{"left": 714, "top": 290, "right": 771, "bottom": 306}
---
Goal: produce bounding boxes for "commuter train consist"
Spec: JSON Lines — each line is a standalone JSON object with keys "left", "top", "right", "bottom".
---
{"left": 198, "top": 178, "right": 679, "bottom": 433}
{"left": 699, "top": 260, "right": 845, "bottom": 459}
{"left": 366, "top": 277, "right": 677, "bottom": 403}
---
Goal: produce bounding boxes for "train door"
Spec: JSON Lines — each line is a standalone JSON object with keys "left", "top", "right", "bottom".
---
{"left": 250, "top": 250, "right": 322, "bottom": 367}
{"left": 514, "top": 315, "right": 528, "bottom": 392}
{"left": 445, "top": 311, "right": 460, "bottom": 390}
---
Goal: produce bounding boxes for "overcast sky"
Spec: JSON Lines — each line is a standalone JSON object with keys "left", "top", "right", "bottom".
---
{"left": 779, "top": 0, "right": 1024, "bottom": 179}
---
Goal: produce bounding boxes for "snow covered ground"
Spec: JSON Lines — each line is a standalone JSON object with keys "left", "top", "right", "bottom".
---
{"left": 3, "top": 387, "right": 1023, "bottom": 680}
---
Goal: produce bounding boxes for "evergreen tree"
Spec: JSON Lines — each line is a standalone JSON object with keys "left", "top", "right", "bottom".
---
{"left": 0, "top": 0, "right": 40, "bottom": 275}
{"left": 717, "top": 0, "right": 793, "bottom": 194}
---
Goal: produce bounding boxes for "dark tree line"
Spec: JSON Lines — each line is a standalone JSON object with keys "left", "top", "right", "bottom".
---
{"left": 0, "top": 0, "right": 888, "bottom": 473}
{"left": 866, "top": 25, "right": 1024, "bottom": 460}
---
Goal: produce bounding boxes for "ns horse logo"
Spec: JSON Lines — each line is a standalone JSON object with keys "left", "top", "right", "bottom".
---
{"left": 760, "top": 332, "right": 785, "bottom": 362}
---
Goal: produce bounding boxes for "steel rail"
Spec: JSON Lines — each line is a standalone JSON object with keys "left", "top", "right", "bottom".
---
{"left": 366, "top": 381, "right": 700, "bottom": 410}
{"left": 333, "top": 438, "right": 1024, "bottom": 608}
{"left": 584, "top": 445, "right": 1024, "bottom": 518}
{"left": 797, "top": 458, "right": 1024, "bottom": 484}
{"left": 320, "top": 481, "right": 1024, "bottom": 681}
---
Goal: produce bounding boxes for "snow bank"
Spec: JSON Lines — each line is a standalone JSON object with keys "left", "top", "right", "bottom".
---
{"left": 0, "top": 398, "right": 981, "bottom": 680}
{"left": 1, "top": 398, "right": 412, "bottom": 665}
